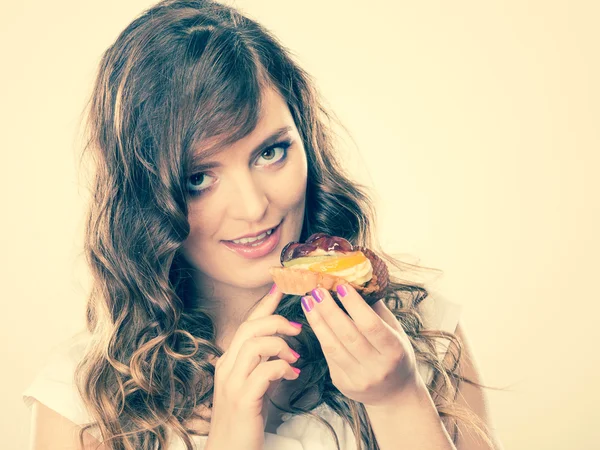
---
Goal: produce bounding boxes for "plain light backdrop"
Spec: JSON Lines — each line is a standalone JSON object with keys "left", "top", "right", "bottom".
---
{"left": 2, "top": 1, "right": 598, "bottom": 449}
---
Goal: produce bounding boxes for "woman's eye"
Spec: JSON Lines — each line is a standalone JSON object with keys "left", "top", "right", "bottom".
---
{"left": 186, "top": 172, "right": 215, "bottom": 196}
{"left": 254, "top": 140, "right": 291, "bottom": 167}
{"left": 186, "top": 140, "right": 292, "bottom": 197}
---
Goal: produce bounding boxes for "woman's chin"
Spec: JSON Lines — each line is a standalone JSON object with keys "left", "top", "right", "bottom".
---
{"left": 231, "top": 263, "right": 278, "bottom": 290}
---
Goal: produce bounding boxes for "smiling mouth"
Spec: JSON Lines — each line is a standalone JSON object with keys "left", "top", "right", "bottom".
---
{"left": 224, "top": 221, "right": 282, "bottom": 245}
{"left": 220, "top": 219, "right": 284, "bottom": 259}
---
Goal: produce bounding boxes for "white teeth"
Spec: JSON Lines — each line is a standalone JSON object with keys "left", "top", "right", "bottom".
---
{"left": 231, "top": 227, "right": 275, "bottom": 245}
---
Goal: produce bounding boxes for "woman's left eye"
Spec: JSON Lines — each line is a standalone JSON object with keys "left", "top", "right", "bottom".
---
{"left": 254, "top": 140, "right": 292, "bottom": 167}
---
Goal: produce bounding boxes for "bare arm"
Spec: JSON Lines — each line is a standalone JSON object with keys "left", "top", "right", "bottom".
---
{"left": 364, "top": 321, "right": 505, "bottom": 450}
{"left": 29, "top": 400, "right": 107, "bottom": 450}
{"left": 365, "top": 376, "right": 457, "bottom": 450}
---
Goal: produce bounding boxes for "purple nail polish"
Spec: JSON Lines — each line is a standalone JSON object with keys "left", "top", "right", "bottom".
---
{"left": 311, "top": 288, "right": 324, "bottom": 303}
{"left": 301, "top": 295, "right": 314, "bottom": 312}
{"left": 336, "top": 284, "right": 348, "bottom": 297}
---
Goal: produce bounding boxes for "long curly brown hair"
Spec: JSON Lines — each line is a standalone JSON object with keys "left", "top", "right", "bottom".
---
{"left": 75, "top": 1, "right": 499, "bottom": 449}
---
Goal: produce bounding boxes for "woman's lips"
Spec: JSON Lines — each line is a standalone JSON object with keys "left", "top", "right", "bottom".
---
{"left": 221, "top": 220, "right": 283, "bottom": 259}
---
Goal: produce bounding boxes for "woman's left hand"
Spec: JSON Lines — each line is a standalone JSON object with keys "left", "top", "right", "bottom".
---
{"left": 301, "top": 284, "right": 420, "bottom": 408}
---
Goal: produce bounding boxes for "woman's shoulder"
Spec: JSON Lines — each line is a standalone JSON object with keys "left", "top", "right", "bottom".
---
{"left": 413, "top": 286, "right": 463, "bottom": 384}
{"left": 416, "top": 286, "right": 463, "bottom": 333}
{"left": 22, "top": 329, "right": 95, "bottom": 428}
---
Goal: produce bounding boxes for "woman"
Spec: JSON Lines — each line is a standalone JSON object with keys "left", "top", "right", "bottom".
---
{"left": 24, "top": 1, "right": 504, "bottom": 449}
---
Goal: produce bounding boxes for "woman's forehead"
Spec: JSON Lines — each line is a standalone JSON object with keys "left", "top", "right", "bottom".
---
{"left": 190, "top": 87, "right": 296, "bottom": 164}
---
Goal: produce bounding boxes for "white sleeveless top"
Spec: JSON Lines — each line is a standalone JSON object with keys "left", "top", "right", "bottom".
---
{"left": 22, "top": 289, "right": 462, "bottom": 450}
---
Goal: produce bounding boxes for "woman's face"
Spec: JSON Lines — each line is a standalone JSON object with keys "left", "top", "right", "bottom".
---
{"left": 181, "top": 86, "right": 308, "bottom": 292}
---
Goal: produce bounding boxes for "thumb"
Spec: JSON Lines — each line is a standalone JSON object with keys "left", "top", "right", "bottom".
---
{"left": 265, "top": 375, "right": 283, "bottom": 404}
{"left": 372, "top": 299, "right": 407, "bottom": 335}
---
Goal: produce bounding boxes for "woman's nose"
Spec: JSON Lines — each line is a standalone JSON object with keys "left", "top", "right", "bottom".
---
{"left": 226, "top": 173, "right": 269, "bottom": 222}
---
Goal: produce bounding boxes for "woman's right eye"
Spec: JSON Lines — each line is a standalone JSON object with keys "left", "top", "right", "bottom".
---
{"left": 186, "top": 172, "right": 216, "bottom": 196}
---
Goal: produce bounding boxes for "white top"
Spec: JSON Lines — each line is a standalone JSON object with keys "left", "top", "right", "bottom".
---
{"left": 22, "top": 288, "right": 462, "bottom": 450}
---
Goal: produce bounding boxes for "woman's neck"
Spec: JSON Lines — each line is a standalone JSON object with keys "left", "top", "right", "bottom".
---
{"left": 192, "top": 277, "right": 272, "bottom": 351}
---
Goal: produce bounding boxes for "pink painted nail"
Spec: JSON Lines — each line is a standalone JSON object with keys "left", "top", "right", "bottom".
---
{"left": 311, "top": 288, "right": 324, "bottom": 303}
{"left": 301, "top": 296, "right": 314, "bottom": 312}
{"left": 269, "top": 283, "right": 277, "bottom": 294}
{"left": 290, "top": 349, "right": 300, "bottom": 359}
{"left": 292, "top": 367, "right": 301, "bottom": 375}
{"left": 336, "top": 284, "right": 348, "bottom": 297}
{"left": 289, "top": 321, "right": 303, "bottom": 329}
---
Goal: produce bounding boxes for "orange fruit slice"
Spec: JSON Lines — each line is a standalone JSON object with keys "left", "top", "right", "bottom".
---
{"left": 308, "top": 251, "right": 367, "bottom": 273}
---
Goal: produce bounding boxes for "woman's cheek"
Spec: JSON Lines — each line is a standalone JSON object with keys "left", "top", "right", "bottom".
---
{"left": 277, "top": 148, "right": 308, "bottom": 202}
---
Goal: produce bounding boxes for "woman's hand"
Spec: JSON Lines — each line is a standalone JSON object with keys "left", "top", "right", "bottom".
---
{"left": 300, "top": 283, "right": 420, "bottom": 408}
{"left": 206, "top": 285, "right": 302, "bottom": 450}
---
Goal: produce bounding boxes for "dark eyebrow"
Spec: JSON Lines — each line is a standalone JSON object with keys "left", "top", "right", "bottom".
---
{"left": 191, "top": 125, "right": 294, "bottom": 172}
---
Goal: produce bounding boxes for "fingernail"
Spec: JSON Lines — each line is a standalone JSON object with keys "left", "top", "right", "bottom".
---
{"left": 269, "top": 283, "right": 277, "bottom": 295}
{"left": 290, "top": 349, "right": 300, "bottom": 359}
{"left": 292, "top": 367, "right": 301, "bottom": 375}
{"left": 289, "top": 321, "right": 303, "bottom": 329}
{"left": 311, "top": 288, "right": 324, "bottom": 303}
{"left": 301, "top": 295, "right": 314, "bottom": 312}
{"left": 336, "top": 284, "right": 348, "bottom": 297}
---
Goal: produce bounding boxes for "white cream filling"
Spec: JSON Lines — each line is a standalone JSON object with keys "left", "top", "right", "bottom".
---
{"left": 290, "top": 256, "right": 373, "bottom": 286}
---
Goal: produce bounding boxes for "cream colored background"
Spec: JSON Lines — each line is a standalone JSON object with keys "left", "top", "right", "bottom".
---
{"left": 2, "top": 1, "right": 598, "bottom": 449}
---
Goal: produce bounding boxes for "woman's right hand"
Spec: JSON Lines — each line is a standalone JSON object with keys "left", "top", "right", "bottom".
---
{"left": 205, "top": 284, "right": 302, "bottom": 450}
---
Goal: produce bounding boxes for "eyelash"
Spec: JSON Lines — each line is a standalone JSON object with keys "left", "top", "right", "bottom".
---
{"left": 186, "top": 140, "right": 292, "bottom": 197}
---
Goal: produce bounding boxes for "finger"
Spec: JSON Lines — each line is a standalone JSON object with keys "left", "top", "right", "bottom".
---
{"left": 222, "top": 315, "right": 302, "bottom": 373}
{"left": 243, "top": 359, "right": 300, "bottom": 404}
{"left": 308, "top": 287, "right": 376, "bottom": 363}
{"left": 301, "top": 293, "right": 359, "bottom": 370}
{"left": 232, "top": 336, "right": 300, "bottom": 382}
{"left": 247, "top": 283, "right": 283, "bottom": 321}
{"left": 335, "top": 284, "right": 400, "bottom": 353}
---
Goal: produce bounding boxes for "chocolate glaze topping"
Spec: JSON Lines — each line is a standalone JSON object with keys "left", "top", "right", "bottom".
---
{"left": 280, "top": 233, "right": 354, "bottom": 265}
